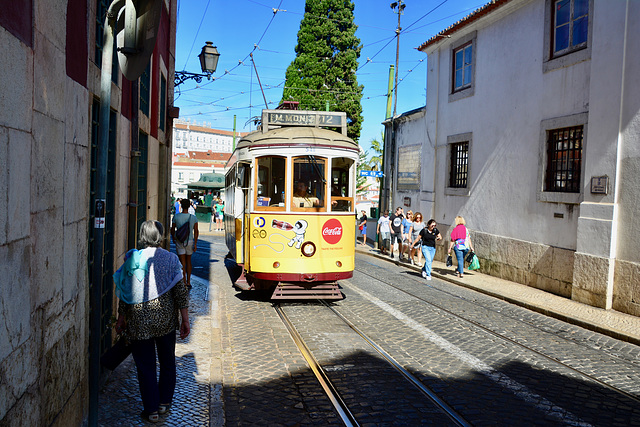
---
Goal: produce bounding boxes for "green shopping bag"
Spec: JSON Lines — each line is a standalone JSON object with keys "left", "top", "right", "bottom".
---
{"left": 468, "top": 254, "right": 480, "bottom": 271}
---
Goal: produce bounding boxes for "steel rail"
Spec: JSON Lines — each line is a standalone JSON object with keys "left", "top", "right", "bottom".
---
{"left": 320, "top": 300, "right": 472, "bottom": 427}
{"left": 353, "top": 265, "right": 640, "bottom": 405}
{"left": 274, "top": 304, "right": 360, "bottom": 427}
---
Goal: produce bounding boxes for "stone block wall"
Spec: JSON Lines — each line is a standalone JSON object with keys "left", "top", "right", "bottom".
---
{"left": 0, "top": 5, "right": 90, "bottom": 425}
{"left": 453, "top": 231, "right": 575, "bottom": 298}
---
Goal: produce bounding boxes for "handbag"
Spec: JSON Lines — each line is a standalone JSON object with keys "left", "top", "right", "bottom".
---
{"left": 469, "top": 254, "right": 480, "bottom": 271}
{"left": 446, "top": 255, "right": 453, "bottom": 267}
{"left": 465, "top": 251, "right": 475, "bottom": 263}
{"left": 359, "top": 224, "right": 364, "bottom": 231}
{"left": 100, "top": 336, "right": 132, "bottom": 370}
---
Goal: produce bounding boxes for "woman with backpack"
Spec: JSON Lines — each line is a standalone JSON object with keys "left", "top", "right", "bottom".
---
{"left": 171, "top": 199, "right": 199, "bottom": 289}
{"left": 447, "top": 216, "right": 474, "bottom": 279}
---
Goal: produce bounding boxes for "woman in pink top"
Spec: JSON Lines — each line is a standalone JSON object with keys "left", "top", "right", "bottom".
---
{"left": 447, "top": 216, "right": 474, "bottom": 278}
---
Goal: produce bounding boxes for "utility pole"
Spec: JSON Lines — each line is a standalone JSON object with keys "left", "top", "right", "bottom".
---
{"left": 387, "top": 1, "right": 405, "bottom": 214}
{"left": 391, "top": 1, "right": 405, "bottom": 117}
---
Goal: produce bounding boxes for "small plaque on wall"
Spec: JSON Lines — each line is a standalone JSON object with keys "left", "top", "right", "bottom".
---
{"left": 590, "top": 176, "right": 608, "bottom": 195}
{"left": 403, "top": 197, "right": 411, "bottom": 207}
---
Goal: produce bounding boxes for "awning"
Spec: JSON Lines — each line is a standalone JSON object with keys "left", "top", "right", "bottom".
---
{"left": 186, "top": 173, "right": 225, "bottom": 190}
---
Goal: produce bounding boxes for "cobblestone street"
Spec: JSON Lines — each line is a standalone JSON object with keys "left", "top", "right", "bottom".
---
{"left": 98, "top": 234, "right": 640, "bottom": 426}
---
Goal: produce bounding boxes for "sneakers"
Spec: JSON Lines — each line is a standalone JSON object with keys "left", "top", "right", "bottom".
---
{"left": 390, "top": 254, "right": 394, "bottom": 259}
{"left": 409, "top": 258, "right": 414, "bottom": 265}
{"left": 421, "top": 271, "right": 427, "bottom": 279}
{"left": 426, "top": 276, "right": 432, "bottom": 281}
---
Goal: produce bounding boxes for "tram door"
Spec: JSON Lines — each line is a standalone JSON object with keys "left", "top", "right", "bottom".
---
{"left": 227, "top": 162, "right": 251, "bottom": 261}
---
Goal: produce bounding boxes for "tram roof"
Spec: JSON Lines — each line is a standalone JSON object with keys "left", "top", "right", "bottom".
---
{"left": 236, "top": 126, "right": 358, "bottom": 151}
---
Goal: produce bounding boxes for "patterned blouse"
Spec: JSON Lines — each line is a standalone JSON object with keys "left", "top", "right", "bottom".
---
{"left": 118, "top": 280, "right": 189, "bottom": 341}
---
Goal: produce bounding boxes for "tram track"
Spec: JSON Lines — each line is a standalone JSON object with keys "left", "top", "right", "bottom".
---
{"left": 274, "top": 303, "right": 472, "bottom": 427}
{"left": 353, "top": 264, "right": 640, "bottom": 407}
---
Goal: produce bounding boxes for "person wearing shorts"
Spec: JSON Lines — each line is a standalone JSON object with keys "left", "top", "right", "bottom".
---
{"left": 171, "top": 199, "right": 199, "bottom": 289}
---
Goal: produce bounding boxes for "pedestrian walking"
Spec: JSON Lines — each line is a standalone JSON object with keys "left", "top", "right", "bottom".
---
{"left": 171, "top": 199, "right": 199, "bottom": 289}
{"left": 414, "top": 219, "right": 442, "bottom": 280}
{"left": 447, "top": 216, "right": 474, "bottom": 278}
{"left": 358, "top": 210, "right": 368, "bottom": 246}
{"left": 409, "top": 212, "right": 425, "bottom": 266}
{"left": 376, "top": 210, "right": 391, "bottom": 255}
{"left": 215, "top": 200, "right": 224, "bottom": 231}
{"left": 114, "top": 220, "right": 190, "bottom": 423}
{"left": 210, "top": 198, "right": 218, "bottom": 232}
{"left": 402, "top": 211, "right": 413, "bottom": 260}
{"left": 388, "top": 207, "right": 404, "bottom": 260}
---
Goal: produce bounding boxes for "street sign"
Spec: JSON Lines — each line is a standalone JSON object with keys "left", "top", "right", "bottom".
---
{"left": 360, "top": 170, "right": 384, "bottom": 178}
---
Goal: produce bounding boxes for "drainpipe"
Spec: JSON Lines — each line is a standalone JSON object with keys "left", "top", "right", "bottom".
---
{"left": 89, "top": 1, "right": 125, "bottom": 425}
{"left": 127, "top": 80, "right": 140, "bottom": 251}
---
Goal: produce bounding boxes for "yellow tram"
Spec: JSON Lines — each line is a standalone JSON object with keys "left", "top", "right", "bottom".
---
{"left": 224, "top": 107, "right": 359, "bottom": 299}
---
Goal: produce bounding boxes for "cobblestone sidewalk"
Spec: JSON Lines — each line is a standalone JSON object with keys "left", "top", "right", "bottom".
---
{"left": 98, "top": 275, "right": 218, "bottom": 426}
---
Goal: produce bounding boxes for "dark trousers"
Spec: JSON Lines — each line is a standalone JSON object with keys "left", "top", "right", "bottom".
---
{"left": 130, "top": 331, "right": 177, "bottom": 413}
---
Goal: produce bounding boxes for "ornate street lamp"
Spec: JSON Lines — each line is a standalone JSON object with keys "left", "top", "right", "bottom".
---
{"left": 175, "top": 41, "right": 220, "bottom": 87}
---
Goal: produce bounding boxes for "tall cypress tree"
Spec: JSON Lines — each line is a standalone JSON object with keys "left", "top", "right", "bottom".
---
{"left": 281, "top": 0, "right": 364, "bottom": 141}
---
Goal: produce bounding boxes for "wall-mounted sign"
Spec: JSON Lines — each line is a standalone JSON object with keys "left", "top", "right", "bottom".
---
{"left": 590, "top": 176, "right": 608, "bottom": 195}
{"left": 403, "top": 197, "right": 411, "bottom": 207}
{"left": 360, "top": 170, "right": 384, "bottom": 178}
{"left": 94, "top": 199, "right": 106, "bottom": 228}
{"left": 397, "top": 145, "right": 421, "bottom": 190}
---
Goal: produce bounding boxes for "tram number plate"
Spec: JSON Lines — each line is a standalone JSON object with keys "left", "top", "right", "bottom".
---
{"left": 268, "top": 112, "right": 342, "bottom": 126}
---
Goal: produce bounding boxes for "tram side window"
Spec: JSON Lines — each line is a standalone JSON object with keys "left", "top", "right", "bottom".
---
{"left": 256, "top": 156, "right": 286, "bottom": 209}
{"left": 292, "top": 156, "right": 326, "bottom": 211}
{"left": 331, "top": 158, "right": 354, "bottom": 212}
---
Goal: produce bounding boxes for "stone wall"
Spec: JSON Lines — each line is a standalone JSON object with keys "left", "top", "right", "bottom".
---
{"left": 613, "top": 259, "right": 640, "bottom": 317}
{"left": 460, "top": 231, "right": 575, "bottom": 298}
{"left": 0, "top": 2, "right": 90, "bottom": 425}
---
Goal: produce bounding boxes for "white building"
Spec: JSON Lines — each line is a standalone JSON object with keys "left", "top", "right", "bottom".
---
{"left": 384, "top": 0, "right": 640, "bottom": 316}
{"left": 172, "top": 119, "right": 239, "bottom": 153}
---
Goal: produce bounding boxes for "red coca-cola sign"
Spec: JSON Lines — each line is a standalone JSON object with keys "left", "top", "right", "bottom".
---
{"left": 322, "top": 219, "right": 343, "bottom": 244}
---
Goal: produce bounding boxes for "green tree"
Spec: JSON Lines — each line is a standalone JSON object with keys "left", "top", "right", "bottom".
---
{"left": 281, "top": 0, "right": 364, "bottom": 141}
{"left": 356, "top": 147, "right": 370, "bottom": 196}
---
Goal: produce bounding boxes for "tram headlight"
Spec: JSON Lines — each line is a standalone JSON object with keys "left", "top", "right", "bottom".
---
{"left": 273, "top": 261, "right": 280, "bottom": 268}
{"left": 336, "top": 261, "right": 342, "bottom": 268}
{"left": 301, "top": 241, "right": 316, "bottom": 257}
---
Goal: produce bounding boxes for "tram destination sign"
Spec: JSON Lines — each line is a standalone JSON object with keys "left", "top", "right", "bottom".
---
{"left": 262, "top": 110, "right": 347, "bottom": 135}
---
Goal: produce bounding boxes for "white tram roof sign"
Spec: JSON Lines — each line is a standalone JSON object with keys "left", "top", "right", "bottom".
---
{"left": 261, "top": 110, "right": 347, "bottom": 136}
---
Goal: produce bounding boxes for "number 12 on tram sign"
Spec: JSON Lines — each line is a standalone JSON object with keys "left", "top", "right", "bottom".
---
{"left": 360, "top": 170, "right": 383, "bottom": 178}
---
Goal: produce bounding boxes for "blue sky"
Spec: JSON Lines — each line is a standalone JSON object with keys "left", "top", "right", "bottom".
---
{"left": 173, "top": 0, "right": 484, "bottom": 155}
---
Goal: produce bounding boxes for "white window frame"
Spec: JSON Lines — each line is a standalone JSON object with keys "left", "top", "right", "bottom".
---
{"left": 543, "top": 0, "right": 593, "bottom": 73}
{"left": 449, "top": 31, "right": 476, "bottom": 103}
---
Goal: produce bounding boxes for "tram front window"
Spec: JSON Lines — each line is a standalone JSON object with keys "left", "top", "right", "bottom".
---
{"left": 292, "top": 156, "right": 326, "bottom": 211}
{"left": 256, "top": 156, "right": 286, "bottom": 209}
{"left": 331, "top": 158, "right": 354, "bottom": 212}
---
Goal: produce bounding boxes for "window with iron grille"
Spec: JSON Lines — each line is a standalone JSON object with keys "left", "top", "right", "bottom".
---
{"left": 140, "top": 62, "right": 150, "bottom": 117}
{"left": 449, "top": 141, "right": 469, "bottom": 188}
{"left": 545, "top": 126, "right": 583, "bottom": 192}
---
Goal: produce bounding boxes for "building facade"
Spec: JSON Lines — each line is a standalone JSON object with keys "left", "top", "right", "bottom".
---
{"left": 385, "top": 0, "right": 640, "bottom": 315}
{"left": 0, "top": 0, "right": 178, "bottom": 424}
{"left": 171, "top": 120, "right": 242, "bottom": 198}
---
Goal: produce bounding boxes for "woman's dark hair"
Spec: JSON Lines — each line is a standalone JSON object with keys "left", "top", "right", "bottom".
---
{"left": 427, "top": 219, "right": 437, "bottom": 227}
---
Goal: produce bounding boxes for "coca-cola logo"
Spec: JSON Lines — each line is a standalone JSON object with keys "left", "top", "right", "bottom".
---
{"left": 322, "top": 219, "right": 343, "bottom": 244}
